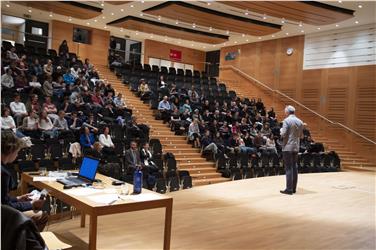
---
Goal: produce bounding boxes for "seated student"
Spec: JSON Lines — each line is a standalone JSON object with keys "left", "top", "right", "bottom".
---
{"left": 1, "top": 131, "right": 48, "bottom": 232}
{"left": 43, "top": 59, "right": 53, "bottom": 77}
{"left": 140, "top": 142, "right": 158, "bottom": 174}
{"left": 180, "top": 99, "right": 192, "bottom": 114}
{"left": 84, "top": 113, "right": 99, "bottom": 134}
{"left": 42, "top": 96, "right": 58, "bottom": 121}
{"left": 158, "top": 75, "right": 166, "bottom": 89}
{"left": 201, "top": 130, "right": 218, "bottom": 155}
{"left": 1, "top": 68, "right": 14, "bottom": 91}
{"left": 42, "top": 75, "right": 54, "bottom": 97}
{"left": 29, "top": 75, "right": 41, "bottom": 89}
{"left": 63, "top": 68, "right": 75, "bottom": 85}
{"left": 138, "top": 79, "right": 151, "bottom": 101}
{"left": 53, "top": 110, "right": 70, "bottom": 138}
{"left": 7, "top": 46, "right": 19, "bottom": 61}
{"left": 20, "top": 110, "right": 40, "bottom": 138}
{"left": 70, "top": 64, "right": 81, "bottom": 79}
{"left": 98, "top": 126, "right": 115, "bottom": 155}
{"left": 158, "top": 96, "right": 171, "bottom": 124}
{"left": 38, "top": 111, "right": 57, "bottom": 139}
{"left": 1, "top": 107, "right": 16, "bottom": 133}
{"left": 67, "top": 111, "right": 83, "bottom": 131}
{"left": 29, "top": 58, "right": 43, "bottom": 80}
{"left": 80, "top": 127, "right": 96, "bottom": 154}
{"left": 85, "top": 141, "right": 103, "bottom": 159}
{"left": 188, "top": 119, "right": 201, "bottom": 148}
{"left": 10, "top": 93, "right": 28, "bottom": 126}
{"left": 26, "top": 94, "right": 41, "bottom": 114}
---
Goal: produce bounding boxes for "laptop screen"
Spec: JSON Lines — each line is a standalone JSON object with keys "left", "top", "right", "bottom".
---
{"left": 79, "top": 157, "right": 100, "bottom": 181}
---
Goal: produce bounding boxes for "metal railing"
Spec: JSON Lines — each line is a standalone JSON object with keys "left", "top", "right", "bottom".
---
{"left": 220, "top": 64, "right": 376, "bottom": 145}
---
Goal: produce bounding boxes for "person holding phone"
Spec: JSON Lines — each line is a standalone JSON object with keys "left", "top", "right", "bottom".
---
{"left": 1, "top": 131, "right": 48, "bottom": 231}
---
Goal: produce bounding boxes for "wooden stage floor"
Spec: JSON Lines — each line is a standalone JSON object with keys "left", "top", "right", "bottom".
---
{"left": 48, "top": 172, "right": 375, "bottom": 250}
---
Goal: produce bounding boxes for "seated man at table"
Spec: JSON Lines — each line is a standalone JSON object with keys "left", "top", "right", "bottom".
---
{"left": 1, "top": 131, "right": 48, "bottom": 231}
{"left": 124, "top": 141, "right": 142, "bottom": 174}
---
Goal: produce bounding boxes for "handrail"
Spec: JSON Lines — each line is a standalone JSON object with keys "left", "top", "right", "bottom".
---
{"left": 220, "top": 64, "right": 376, "bottom": 145}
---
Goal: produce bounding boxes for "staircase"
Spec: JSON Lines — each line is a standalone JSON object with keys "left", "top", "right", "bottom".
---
{"left": 220, "top": 67, "right": 376, "bottom": 172}
{"left": 95, "top": 65, "right": 230, "bottom": 186}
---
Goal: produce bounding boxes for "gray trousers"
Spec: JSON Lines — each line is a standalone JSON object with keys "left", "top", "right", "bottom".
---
{"left": 282, "top": 151, "right": 298, "bottom": 192}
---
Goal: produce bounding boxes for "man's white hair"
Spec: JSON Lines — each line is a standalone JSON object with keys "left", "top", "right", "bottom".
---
{"left": 285, "top": 105, "right": 295, "bottom": 114}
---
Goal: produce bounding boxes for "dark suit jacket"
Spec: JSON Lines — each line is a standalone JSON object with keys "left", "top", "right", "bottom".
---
{"left": 124, "top": 149, "right": 141, "bottom": 169}
{"left": 140, "top": 149, "right": 153, "bottom": 166}
{"left": 1, "top": 165, "right": 32, "bottom": 211}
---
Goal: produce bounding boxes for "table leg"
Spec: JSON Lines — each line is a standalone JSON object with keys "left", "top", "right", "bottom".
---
{"left": 81, "top": 212, "right": 86, "bottom": 228}
{"left": 163, "top": 199, "right": 173, "bottom": 250}
{"left": 89, "top": 215, "right": 97, "bottom": 250}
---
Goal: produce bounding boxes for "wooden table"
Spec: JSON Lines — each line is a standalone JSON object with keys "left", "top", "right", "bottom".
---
{"left": 21, "top": 172, "right": 173, "bottom": 250}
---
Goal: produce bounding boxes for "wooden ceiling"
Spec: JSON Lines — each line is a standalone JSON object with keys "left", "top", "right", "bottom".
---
{"left": 143, "top": 2, "right": 281, "bottom": 36}
{"left": 107, "top": 16, "right": 229, "bottom": 44}
{"left": 14, "top": 1, "right": 102, "bottom": 20}
{"left": 220, "top": 1, "right": 355, "bottom": 25}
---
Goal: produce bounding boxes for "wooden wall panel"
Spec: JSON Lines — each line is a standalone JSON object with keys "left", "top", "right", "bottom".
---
{"left": 51, "top": 20, "right": 109, "bottom": 66}
{"left": 219, "top": 35, "right": 376, "bottom": 142}
{"left": 143, "top": 39, "right": 206, "bottom": 72}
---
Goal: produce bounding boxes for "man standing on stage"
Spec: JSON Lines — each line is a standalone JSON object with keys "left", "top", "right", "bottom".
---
{"left": 280, "top": 105, "right": 304, "bottom": 195}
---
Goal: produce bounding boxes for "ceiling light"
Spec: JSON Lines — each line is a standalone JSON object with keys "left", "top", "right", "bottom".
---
{"left": 191, "top": 44, "right": 194, "bottom": 46}
{"left": 301, "top": 30, "right": 304, "bottom": 33}
{"left": 299, "top": 22, "right": 303, "bottom": 27}
{"left": 94, "top": 19, "right": 97, "bottom": 22}
{"left": 209, "top": 27, "right": 212, "bottom": 31}
{"left": 141, "top": 0, "right": 145, "bottom": 3}
{"left": 272, "top": 35, "right": 275, "bottom": 38}
{"left": 111, "top": 13, "right": 114, "bottom": 16}
{"left": 87, "top": 22, "right": 90, "bottom": 25}
{"left": 6, "top": 3, "right": 10, "bottom": 7}
{"left": 335, "top": 24, "right": 339, "bottom": 27}
{"left": 285, "top": 32, "right": 289, "bottom": 35}
{"left": 281, "top": 18, "right": 285, "bottom": 24}
{"left": 164, "top": 38, "right": 168, "bottom": 41}
{"left": 49, "top": 12, "right": 53, "bottom": 17}
{"left": 317, "top": 27, "right": 321, "bottom": 30}
{"left": 130, "top": 4, "right": 134, "bottom": 8}
{"left": 338, "top": 0, "right": 342, "bottom": 3}
{"left": 212, "top": 44, "right": 216, "bottom": 47}
{"left": 223, "top": 43, "right": 227, "bottom": 46}
{"left": 101, "top": 2, "right": 104, "bottom": 7}
{"left": 355, "top": 20, "right": 359, "bottom": 24}
{"left": 226, "top": 30, "right": 229, "bottom": 35}
{"left": 192, "top": 23, "right": 196, "bottom": 28}
{"left": 178, "top": 41, "right": 181, "bottom": 44}
{"left": 246, "top": 39, "right": 249, "bottom": 42}
{"left": 68, "top": 17, "right": 72, "bottom": 21}
{"left": 140, "top": 13, "right": 143, "bottom": 16}
{"left": 358, "top": 4, "right": 362, "bottom": 8}
{"left": 28, "top": 9, "right": 32, "bottom": 13}
{"left": 175, "top": 20, "right": 179, "bottom": 24}
{"left": 120, "top": 28, "right": 124, "bottom": 32}
{"left": 158, "top": 16, "right": 161, "bottom": 21}
{"left": 245, "top": 9, "right": 249, "bottom": 15}
{"left": 207, "top": 2, "right": 211, "bottom": 5}
{"left": 242, "top": 34, "right": 245, "bottom": 37}
{"left": 234, "top": 41, "right": 238, "bottom": 44}
{"left": 136, "top": 31, "right": 139, "bottom": 35}
{"left": 258, "top": 37, "right": 261, "bottom": 40}
{"left": 121, "top": 9, "right": 124, "bottom": 12}
{"left": 104, "top": 26, "right": 107, "bottom": 29}
{"left": 263, "top": 14, "right": 267, "bottom": 20}
{"left": 102, "top": 16, "right": 106, "bottom": 19}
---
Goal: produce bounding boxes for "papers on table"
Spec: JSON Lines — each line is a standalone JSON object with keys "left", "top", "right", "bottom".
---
{"left": 64, "top": 187, "right": 102, "bottom": 196}
{"left": 40, "top": 232, "right": 72, "bottom": 250}
{"left": 33, "top": 176, "right": 58, "bottom": 182}
{"left": 87, "top": 194, "right": 118, "bottom": 205}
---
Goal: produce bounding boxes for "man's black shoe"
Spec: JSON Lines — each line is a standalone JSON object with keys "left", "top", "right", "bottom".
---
{"left": 280, "top": 190, "right": 293, "bottom": 195}
{"left": 293, "top": 190, "right": 296, "bottom": 193}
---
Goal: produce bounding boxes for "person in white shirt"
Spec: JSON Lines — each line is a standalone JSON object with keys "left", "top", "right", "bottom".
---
{"left": 20, "top": 110, "right": 40, "bottom": 138}
{"left": 70, "top": 64, "right": 81, "bottom": 79}
{"left": 1, "top": 68, "right": 14, "bottom": 89}
{"left": 1, "top": 107, "right": 16, "bottom": 132}
{"left": 10, "top": 94, "right": 28, "bottom": 126}
{"left": 7, "top": 47, "right": 19, "bottom": 61}
{"left": 29, "top": 75, "right": 42, "bottom": 88}
{"left": 98, "top": 126, "right": 115, "bottom": 155}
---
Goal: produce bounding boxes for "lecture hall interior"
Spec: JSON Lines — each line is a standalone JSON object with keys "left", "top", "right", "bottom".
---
{"left": 1, "top": 1, "right": 375, "bottom": 250}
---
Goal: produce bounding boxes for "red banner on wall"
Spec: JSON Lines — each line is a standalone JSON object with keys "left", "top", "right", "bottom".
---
{"left": 169, "top": 49, "right": 182, "bottom": 61}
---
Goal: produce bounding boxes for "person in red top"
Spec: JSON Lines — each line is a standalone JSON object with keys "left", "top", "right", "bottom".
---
{"left": 91, "top": 89, "right": 104, "bottom": 108}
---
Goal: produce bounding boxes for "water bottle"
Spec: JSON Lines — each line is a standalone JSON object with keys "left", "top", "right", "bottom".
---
{"left": 133, "top": 167, "right": 143, "bottom": 194}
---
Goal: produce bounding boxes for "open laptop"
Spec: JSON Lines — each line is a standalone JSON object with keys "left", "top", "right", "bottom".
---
{"left": 58, "top": 157, "right": 100, "bottom": 187}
